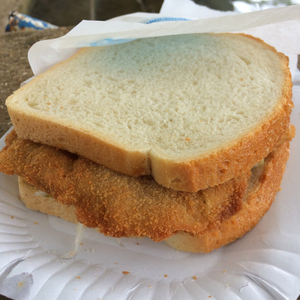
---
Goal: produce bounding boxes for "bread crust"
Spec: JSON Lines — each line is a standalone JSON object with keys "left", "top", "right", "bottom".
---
{"left": 6, "top": 33, "right": 293, "bottom": 192}
{"left": 164, "top": 140, "right": 290, "bottom": 252}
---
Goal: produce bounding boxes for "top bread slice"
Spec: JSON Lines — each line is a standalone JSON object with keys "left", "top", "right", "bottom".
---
{"left": 6, "top": 33, "right": 293, "bottom": 192}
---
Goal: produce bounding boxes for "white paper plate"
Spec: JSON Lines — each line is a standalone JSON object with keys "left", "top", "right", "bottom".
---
{"left": 0, "top": 86, "right": 300, "bottom": 300}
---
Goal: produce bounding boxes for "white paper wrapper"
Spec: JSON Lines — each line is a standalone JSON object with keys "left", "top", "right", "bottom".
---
{"left": 1, "top": 1, "right": 300, "bottom": 299}
{"left": 28, "top": 0, "right": 300, "bottom": 78}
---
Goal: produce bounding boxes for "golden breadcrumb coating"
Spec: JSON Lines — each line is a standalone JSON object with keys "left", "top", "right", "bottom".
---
{"left": 0, "top": 131, "right": 249, "bottom": 241}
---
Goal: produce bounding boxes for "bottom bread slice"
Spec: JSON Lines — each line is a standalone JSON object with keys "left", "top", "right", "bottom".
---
{"left": 17, "top": 140, "right": 290, "bottom": 253}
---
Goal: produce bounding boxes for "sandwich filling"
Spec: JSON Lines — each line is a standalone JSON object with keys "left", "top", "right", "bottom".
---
{"left": 0, "top": 129, "right": 293, "bottom": 252}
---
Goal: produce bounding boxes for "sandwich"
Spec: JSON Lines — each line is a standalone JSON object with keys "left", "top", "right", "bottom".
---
{"left": 0, "top": 33, "right": 295, "bottom": 253}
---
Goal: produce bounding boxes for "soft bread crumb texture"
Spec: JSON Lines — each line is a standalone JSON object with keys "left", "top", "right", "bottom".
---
{"left": 6, "top": 33, "right": 293, "bottom": 191}
{"left": 11, "top": 34, "right": 285, "bottom": 156}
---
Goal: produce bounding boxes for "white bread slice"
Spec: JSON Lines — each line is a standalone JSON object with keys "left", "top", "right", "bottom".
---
{"left": 6, "top": 33, "right": 293, "bottom": 192}
{"left": 17, "top": 140, "right": 290, "bottom": 253}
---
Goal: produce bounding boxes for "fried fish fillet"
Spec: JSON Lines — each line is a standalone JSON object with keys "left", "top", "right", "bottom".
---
{"left": 16, "top": 138, "right": 291, "bottom": 253}
{"left": 0, "top": 130, "right": 248, "bottom": 242}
